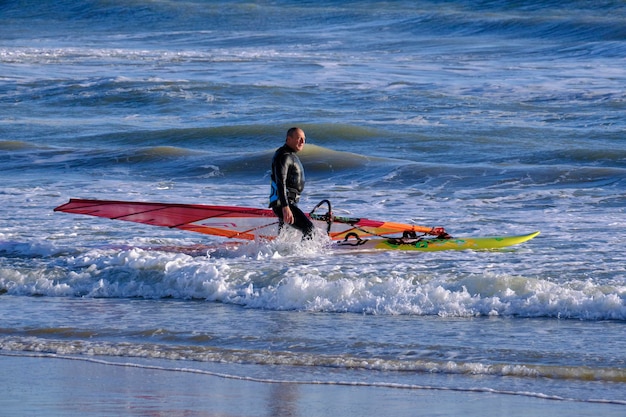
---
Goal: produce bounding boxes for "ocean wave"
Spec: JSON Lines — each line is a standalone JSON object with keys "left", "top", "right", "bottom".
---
{"left": 4, "top": 1, "right": 625, "bottom": 62}
{"left": 10, "top": 0, "right": 625, "bottom": 41}
{"left": 390, "top": 1, "right": 626, "bottom": 43}
{"left": 2, "top": 337, "right": 625, "bottom": 386}
{"left": 1, "top": 243, "right": 624, "bottom": 321}
{"left": 1, "top": 130, "right": 400, "bottom": 182}
{"left": 378, "top": 163, "right": 626, "bottom": 192}
{"left": 18, "top": 124, "right": 624, "bottom": 190}
{"left": 0, "top": 140, "right": 39, "bottom": 151}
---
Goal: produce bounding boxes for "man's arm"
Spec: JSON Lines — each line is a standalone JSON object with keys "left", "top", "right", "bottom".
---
{"left": 274, "top": 153, "right": 291, "bottom": 207}
{"left": 275, "top": 153, "right": 295, "bottom": 224}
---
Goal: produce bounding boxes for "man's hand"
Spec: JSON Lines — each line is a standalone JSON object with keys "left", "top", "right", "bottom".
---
{"left": 430, "top": 227, "right": 447, "bottom": 236}
{"left": 282, "top": 206, "right": 294, "bottom": 224}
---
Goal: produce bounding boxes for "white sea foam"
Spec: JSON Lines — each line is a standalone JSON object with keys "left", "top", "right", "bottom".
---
{"left": 1, "top": 238, "right": 624, "bottom": 320}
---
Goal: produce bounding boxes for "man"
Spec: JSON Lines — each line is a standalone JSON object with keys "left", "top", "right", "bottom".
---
{"left": 269, "top": 127, "right": 314, "bottom": 239}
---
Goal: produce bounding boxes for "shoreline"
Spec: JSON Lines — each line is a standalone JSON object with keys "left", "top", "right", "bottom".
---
{"left": 2, "top": 353, "right": 624, "bottom": 417}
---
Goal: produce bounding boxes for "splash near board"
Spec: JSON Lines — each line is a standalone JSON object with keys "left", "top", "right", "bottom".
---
{"left": 53, "top": 198, "right": 539, "bottom": 252}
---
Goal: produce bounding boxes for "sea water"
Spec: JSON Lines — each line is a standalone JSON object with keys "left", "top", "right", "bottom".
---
{"left": 1, "top": 0, "right": 625, "bottom": 413}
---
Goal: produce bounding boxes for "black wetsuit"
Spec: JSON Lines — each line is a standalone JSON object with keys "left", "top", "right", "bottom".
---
{"left": 269, "top": 144, "right": 314, "bottom": 238}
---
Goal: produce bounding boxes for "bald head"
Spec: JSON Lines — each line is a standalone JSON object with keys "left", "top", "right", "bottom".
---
{"left": 285, "top": 127, "right": 306, "bottom": 152}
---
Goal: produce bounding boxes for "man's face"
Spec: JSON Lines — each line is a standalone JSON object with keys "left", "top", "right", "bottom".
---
{"left": 286, "top": 129, "right": 306, "bottom": 152}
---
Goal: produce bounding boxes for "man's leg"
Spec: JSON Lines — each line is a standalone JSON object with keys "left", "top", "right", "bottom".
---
{"left": 289, "top": 205, "right": 314, "bottom": 239}
{"left": 272, "top": 205, "right": 314, "bottom": 239}
{"left": 271, "top": 206, "right": 285, "bottom": 235}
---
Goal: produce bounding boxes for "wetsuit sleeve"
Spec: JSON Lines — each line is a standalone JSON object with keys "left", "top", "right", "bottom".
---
{"left": 274, "top": 153, "right": 291, "bottom": 207}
